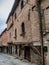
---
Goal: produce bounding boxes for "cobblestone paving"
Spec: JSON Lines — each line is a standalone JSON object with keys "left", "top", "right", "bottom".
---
{"left": 0, "top": 53, "right": 37, "bottom": 65}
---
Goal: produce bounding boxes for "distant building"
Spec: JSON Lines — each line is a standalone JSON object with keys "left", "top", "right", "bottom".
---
{"left": 0, "top": 28, "right": 8, "bottom": 53}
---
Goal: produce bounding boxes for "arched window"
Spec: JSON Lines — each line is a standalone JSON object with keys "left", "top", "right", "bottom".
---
{"left": 28, "top": 9, "right": 30, "bottom": 20}
{"left": 21, "top": 0, "right": 24, "bottom": 9}
{"left": 21, "top": 22, "right": 25, "bottom": 33}
{"left": 14, "top": 29, "right": 17, "bottom": 39}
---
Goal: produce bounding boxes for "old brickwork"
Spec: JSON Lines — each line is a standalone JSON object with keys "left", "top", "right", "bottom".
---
{"left": 0, "top": 0, "right": 49, "bottom": 65}
{"left": 12, "top": 0, "right": 41, "bottom": 45}
{"left": 0, "top": 29, "right": 8, "bottom": 53}
{"left": 1, "top": 29, "right": 8, "bottom": 46}
{"left": 41, "top": 0, "right": 49, "bottom": 65}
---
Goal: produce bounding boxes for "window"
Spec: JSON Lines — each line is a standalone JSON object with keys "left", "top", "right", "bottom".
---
{"left": 28, "top": 9, "right": 30, "bottom": 20}
{"left": 15, "top": 13, "right": 17, "bottom": 19}
{"left": 43, "top": 46, "right": 48, "bottom": 52}
{"left": 32, "top": 6, "right": 36, "bottom": 11}
{"left": 21, "top": 0, "right": 24, "bottom": 9}
{"left": 15, "top": 29, "right": 17, "bottom": 39}
{"left": 21, "top": 22, "right": 25, "bottom": 33}
{"left": 15, "top": 46, "right": 17, "bottom": 54}
{"left": 20, "top": 22, "right": 25, "bottom": 37}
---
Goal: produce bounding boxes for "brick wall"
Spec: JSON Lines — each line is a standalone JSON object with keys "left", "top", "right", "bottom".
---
{"left": 41, "top": 0, "right": 49, "bottom": 65}
{"left": 12, "top": 0, "right": 41, "bottom": 44}
{"left": 1, "top": 30, "right": 8, "bottom": 46}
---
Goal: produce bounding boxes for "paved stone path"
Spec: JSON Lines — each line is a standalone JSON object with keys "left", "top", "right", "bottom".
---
{"left": 0, "top": 53, "right": 37, "bottom": 65}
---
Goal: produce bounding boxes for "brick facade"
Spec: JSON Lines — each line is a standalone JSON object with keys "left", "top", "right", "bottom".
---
{"left": 0, "top": 29, "right": 8, "bottom": 53}
{"left": 0, "top": 0, "right": 49, "bottom": 65}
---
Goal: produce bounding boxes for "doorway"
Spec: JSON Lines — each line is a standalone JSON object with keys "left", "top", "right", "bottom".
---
{"left": 9, "top": 46, "right": 12, "bottom": 54}
{"left": 15, "top": 45, "right": 17, "bottom": 54}
{"left": 24, "top": 46, "right": 31, "bottom": 61}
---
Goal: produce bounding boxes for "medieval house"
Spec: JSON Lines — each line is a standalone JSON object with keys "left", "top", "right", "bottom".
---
{"left": 0, "top": 28, "right": 8, "bottom": 53}
{"left": 0, "top": 0, "right": 49, "bottom": 65}
{"left": 6, "top": 0, "right": 41, "bottom": 63}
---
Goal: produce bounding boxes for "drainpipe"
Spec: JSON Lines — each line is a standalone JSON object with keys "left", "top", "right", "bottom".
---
{"left": 37, "top": 0, "right": 45, "bottom": 65}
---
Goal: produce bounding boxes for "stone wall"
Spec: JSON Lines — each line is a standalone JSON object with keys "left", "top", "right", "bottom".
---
{"left": 12, "top": 0, "right": 41, "bottom": 44}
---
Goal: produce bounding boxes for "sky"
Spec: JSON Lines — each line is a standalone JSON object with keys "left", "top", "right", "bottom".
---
{"left": 0, "top": 0, "right": 14, "bottom": 34}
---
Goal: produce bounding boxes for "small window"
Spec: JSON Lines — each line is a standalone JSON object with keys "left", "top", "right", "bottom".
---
{"left": 15, "top": 13, "right": 17, "bottom": 19}
{"left": 15, "top": 46, "right": 17, "bottom": 54}
{"left": 15, "top": 29, "right": 17, "bottom": 39}
{"left": 32, "top": 6, "right": 35, "bottom": 11}
{"left": 43, "top": 46, "right": 48, "bottom": 52}
{"left": 28, "top": 9, "right": 30, "bottom": 20}
{"left": 21, "top": 0, "right": 24, "bottom": 9}
{"left": 21, "top": 22, "right": 25, "bottom": 33}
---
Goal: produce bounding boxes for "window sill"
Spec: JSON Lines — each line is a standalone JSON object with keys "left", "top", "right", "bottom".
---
{"left": 20, "top": 32, "right": 26, "bottom": 37}
{"left": 14, "top": 36, "right": 17, "bottom": 39}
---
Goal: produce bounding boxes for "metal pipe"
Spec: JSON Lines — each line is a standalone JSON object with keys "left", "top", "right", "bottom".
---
{"left": 37, "top": 0, "right": 45, "bottom": 65}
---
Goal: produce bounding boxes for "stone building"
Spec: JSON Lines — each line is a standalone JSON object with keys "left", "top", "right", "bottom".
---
{"left": 0, "top": 0, "right": 49, "bottom": 65}
{"left": 6, "top": 0, "right": 42, "bottom": 64}
{"left": 0, "top": 28, "right": 8, "bottom": 53}
{"left": 6, "top": 15, "right": 14, "bottom": 54}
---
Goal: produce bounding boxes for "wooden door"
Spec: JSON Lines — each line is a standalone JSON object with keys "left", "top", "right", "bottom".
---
{"left": 24, "top": 46, "right": 31, "bottom": 61}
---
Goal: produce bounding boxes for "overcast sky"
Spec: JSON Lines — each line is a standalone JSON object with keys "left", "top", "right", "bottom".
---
{"left": 0, "top": 0, "right": 14, "bottom": 34}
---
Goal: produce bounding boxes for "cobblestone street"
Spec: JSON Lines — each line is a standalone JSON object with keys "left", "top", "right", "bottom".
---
{"left": 0, "top": 53, "right": 37, "bottom": 65}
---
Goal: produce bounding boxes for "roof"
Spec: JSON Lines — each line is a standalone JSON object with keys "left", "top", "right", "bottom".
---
{"left": 6, "top": 0, "right": 20, "bottom": 23}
